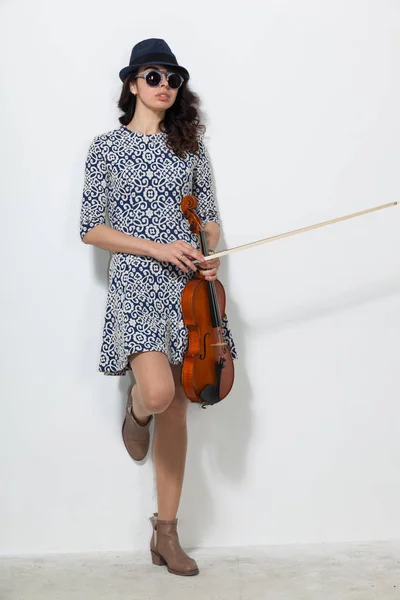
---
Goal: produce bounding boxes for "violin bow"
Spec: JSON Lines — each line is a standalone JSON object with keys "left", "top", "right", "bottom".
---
{"left": 194, "top": 201, "right": 398, "bottom": 264}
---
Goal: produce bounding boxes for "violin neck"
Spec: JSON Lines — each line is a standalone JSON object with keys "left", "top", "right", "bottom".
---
{"left": 199, "top": 230, "right": 211, "bottom": 257}
{"left": 199, "top": 231, "right": 222, "bottom": 328}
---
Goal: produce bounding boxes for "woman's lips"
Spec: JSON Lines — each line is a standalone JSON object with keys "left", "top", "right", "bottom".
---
{"left": 156, "top": 93, "right": 170, "bottom": 101}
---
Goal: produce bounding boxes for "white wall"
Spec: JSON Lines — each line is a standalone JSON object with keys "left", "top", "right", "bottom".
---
{"left": 1, "top": 0, "right": 399, "bottom": 554}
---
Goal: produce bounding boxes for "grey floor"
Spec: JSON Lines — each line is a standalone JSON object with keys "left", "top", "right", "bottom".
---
{"left": 1, "top": 541, "right": 399, "bottom": 600}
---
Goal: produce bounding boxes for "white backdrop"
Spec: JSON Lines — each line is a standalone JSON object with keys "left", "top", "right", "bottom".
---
{"left": 1, "top": 0, "right": 399, "bottom": 555}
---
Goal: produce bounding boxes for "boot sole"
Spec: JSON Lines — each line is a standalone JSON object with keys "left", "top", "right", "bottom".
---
{"left": 151, "top": 550, "right": 199, "bottom": 576}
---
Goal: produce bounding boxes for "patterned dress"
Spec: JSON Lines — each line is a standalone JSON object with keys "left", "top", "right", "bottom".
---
{"left": 80, "top": 125, "right": 237, "bottom": 376}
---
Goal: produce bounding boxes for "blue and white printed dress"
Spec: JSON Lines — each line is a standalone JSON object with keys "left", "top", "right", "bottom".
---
{"left": 80, "top": 125, "right": 237, "bottom": 376}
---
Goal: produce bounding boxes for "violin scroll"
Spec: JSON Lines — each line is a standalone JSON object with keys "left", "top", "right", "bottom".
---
{"left": 181, "top": 196, "right": 203, "bottom": 235}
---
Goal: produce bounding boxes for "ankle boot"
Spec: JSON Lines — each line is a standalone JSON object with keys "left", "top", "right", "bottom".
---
{"left": 122, "top": 386, "right": 153, "bottom": 462}
{"left": 149, "top": 513, "right": 199, "bottom": 576}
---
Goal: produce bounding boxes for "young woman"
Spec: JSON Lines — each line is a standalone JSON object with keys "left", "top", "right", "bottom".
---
{"left": 80, "top": 38, "right": 236, "bottom": 576}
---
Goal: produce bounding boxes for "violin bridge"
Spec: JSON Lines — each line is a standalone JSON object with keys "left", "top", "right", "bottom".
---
{"left": 210, "top": 342, "right": 227, "bottom": 347}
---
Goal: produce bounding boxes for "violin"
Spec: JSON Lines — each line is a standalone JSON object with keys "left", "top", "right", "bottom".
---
{"left": 180, "top": 195, "right": 235, "bottom": 408}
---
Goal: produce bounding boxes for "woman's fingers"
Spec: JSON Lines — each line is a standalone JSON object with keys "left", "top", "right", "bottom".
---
{"left": 177, "top": 244, "right": 204, "bottom": 272}
{"left": 169, "top": 242, "right": 210, "bottom": 274}
{"left": 207, "top": 259, "right": 220, "bottom": 268}
{"left": 199, "top": 267, "right": 218, "bottom": 280}
{"left": 197, "top": 258, "right": 220, "bottom": 270}
{"left": 198, "top": 253, "right": 220, "bottom": 280}
{"left": 182, "top": 244, "right": 204, "bottom": 263}
{"left": 179, "top": 254, "right": 197, "bottom": 272}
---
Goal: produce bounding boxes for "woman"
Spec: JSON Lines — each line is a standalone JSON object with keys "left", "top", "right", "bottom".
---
{"left": 80, "top": 38, "right": 236, "bottom": 576}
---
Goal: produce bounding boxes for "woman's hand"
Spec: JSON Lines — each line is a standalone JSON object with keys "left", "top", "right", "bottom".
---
{"left": 151, "top": 241, "right": 205, "bottom": 273}
{"left": 197, "top": 253, "right": 221, "bottom": 281}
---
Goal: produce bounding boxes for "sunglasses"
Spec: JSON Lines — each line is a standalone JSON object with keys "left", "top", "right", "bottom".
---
{"left": 134, "top": 68, "right": 184, "bottom": 90}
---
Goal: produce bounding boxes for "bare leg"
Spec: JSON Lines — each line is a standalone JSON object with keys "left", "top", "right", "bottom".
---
{"left": 127, "top": 354, "right": 189, "bottom": 519}
{"left": 153, "top": 365, "right": 189, "bottom": 521}
{"left": 127, "top": 354, "right": 195, "bottom": 574}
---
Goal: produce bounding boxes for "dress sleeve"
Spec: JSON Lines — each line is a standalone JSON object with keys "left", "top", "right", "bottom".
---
{"left": 192, "top": 136, "right": 220, "bottom": 226}
{"left": 80, "top": 136, "right": 109, "bottom": 240}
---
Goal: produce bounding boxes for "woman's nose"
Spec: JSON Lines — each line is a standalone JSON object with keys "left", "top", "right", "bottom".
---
{"left": 159, "top": 73, "right": 169, "bottom": 86}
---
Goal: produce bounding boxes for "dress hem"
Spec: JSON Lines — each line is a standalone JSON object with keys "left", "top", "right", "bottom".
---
{"left": 98, "top": 346, "right": 238, "bottom": 377}
{"left": 98, "top": 347, "right": 185, "bottom": 376}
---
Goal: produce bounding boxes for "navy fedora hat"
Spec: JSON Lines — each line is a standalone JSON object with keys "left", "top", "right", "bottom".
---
{"left": 119, "top": 38, "right": 190, "bottom": 82}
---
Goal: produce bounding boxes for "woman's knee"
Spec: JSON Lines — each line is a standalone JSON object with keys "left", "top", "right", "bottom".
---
{"left": 129, "top": 351, "right": 176, "bottom": 414}
{"left": 138, "top": 380, "right": 175, "bottom": 414}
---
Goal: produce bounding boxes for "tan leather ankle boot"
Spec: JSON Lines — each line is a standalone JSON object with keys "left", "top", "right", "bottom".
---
{"left": 150, "top": 513, "right": 199, "bottom": 576}
{"left": 122, "top": 386, "right": 152, "bottom": 461}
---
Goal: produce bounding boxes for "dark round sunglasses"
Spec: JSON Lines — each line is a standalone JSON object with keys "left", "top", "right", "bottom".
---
{"left": 134, "top": 68, "right": 184, "bottom": 90}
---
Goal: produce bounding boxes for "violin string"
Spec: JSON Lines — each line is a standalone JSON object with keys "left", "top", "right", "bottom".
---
{"left": 200, "top": 230, "right": 223, "bottom": 333}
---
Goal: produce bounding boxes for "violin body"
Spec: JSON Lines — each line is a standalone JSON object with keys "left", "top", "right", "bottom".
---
{"left": 181, "top": 274, "right": 234, "bottom": 404}
{"left": 180, "top": 195, "right": 235, "bottom": 407}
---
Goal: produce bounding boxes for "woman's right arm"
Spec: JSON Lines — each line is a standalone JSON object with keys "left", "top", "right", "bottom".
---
{"left": 82, "top": 223, "right": 155, "bottom": 255}
{"left": 80, "top": 137, "right": 204, "bottom": 272}
{"left": 83, "top": 224, "right": 204, "bottom": 273}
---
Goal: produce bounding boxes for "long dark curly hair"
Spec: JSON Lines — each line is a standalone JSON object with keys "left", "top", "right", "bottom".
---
{"left": 117, "top": 73, "right": 205, "bottom": 159}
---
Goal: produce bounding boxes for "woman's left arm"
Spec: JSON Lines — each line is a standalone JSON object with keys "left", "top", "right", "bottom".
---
{"left": 192, "top": 137, "right": 222, "bottom": 280}
{"left": 204, "top": 221, "right": 220, "bottom": 253}
{"left": 197, "top": 222, "right": 221, "bottom": 281}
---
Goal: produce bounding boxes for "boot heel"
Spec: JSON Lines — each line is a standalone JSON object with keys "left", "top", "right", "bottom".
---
{"left": 151, "top": 550, "right": 166, "bottom": 566}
